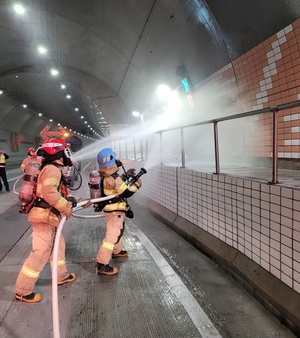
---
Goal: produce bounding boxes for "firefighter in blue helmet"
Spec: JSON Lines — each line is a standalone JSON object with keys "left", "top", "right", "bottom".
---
{"left": 95, "top": 148, "right": 142, "bottom": 275}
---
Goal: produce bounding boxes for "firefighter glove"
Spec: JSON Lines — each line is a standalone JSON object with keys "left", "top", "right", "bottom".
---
{"left": 81, "top": 199, "right": 92, "bottom": 208}
{"left": 134, "top": 179, "right": 142, "bottom": 188}
{"left": 66, "top": 196, "right": 77, "bottom": 208}
{"left": 126, "top": 168, "right": 136, "bottom": 177}
{"left": 94, "top": 202, "right": 105, "bottom": 212}
{"left": 64, "top": 203, "right": 72, "bottom": 219}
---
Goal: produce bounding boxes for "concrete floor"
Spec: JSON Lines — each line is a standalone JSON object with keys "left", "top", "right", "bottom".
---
{"left": 0, "top": 166, "right": 297, "bottom": 337}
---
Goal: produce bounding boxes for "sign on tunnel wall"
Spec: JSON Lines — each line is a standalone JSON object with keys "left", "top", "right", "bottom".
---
{"left": 0, "top": 131, "right": 39, "bottom": 164}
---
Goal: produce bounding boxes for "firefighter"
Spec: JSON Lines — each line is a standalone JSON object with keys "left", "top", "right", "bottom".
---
{"left": 14, "top": 138, "right": 89, "bottom": 303}
{"left": 20, "top": 147, "right": 42, "bottom": 172}
{"left": 0, "top": 147, "right": 9, "bottom": 192}
{"left": 95, "top": 148, "right": 142, "bottom": 275}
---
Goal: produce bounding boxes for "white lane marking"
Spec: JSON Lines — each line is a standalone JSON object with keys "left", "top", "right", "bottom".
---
{"left": 130, "top": 222, "right": 222, "bottom": 338}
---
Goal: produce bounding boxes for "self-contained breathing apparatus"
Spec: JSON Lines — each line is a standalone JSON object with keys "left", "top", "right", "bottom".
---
{"left": 18, "top": 162, "right": 41, "bottom": 214}
{"left": 88, "top": 166, "right": 147, "bottom": 216}
{"left": 18, "top": 142, "right": 77, "bottom": 214}
{"left": 88, "top": 170, "right": 102, "bottom": 211}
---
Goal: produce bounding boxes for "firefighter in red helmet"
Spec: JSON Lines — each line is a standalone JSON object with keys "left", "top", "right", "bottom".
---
{"left": 20, "top": 147, "right": 42, "bottom": 172}
{"left": 14, "top": 138, "right": 90, "bottom": 303}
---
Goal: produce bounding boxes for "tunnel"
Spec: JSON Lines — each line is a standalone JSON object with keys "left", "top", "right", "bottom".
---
{"left": 1, "top": 1, "right": 300, "bottom": 337}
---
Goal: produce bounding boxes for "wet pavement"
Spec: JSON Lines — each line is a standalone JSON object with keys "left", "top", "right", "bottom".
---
{"left": 0, "top": 164, "right": 297, "bottom": 337}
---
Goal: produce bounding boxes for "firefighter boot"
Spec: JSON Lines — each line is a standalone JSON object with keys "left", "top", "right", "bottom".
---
{"left": 112, "top": 250, "right": 128, "bottom": 258}
{"left": 58, "top": 273, "right": 76, "bottom": 285}
{"left": 15, "top": 292, "right": 42, "bottom": 303}
{"left": 97, "top": 263, "right": 118, "bottom": 275}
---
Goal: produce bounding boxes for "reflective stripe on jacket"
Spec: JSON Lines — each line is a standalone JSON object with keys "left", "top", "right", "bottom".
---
{"left": 102, "top": 174, "right": 138, "bottom": 212}
{"left": 28, "top": 162, "right": 70, "bottom": 226}
{"left": 0, "top": 154, "right": 8, "bottom": 169}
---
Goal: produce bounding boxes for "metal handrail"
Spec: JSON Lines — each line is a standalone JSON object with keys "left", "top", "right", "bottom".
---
{"left": 154, "top": 99, "right": 300, "bottom": 184}
{"left": 157, "top": 99, "right": 300, "bottom": 132}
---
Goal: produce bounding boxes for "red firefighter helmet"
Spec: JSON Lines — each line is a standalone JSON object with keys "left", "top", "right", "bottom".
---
{"left": 42, "top": 138, "right": 67, "bottom": 155}
{"left": 28, "top": 147, "right": 35, "bottom": 153}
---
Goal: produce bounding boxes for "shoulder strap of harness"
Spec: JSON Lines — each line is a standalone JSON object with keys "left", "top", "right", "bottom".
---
{"left": 35, "top": 163, "right": 66, "bottom": 213}
{"left": 100, "top": 174, "right": 122, "bottom": 204}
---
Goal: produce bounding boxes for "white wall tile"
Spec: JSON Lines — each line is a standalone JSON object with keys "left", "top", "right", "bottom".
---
{"left": 142, "top": 165, "right": 300, "bottom": 295}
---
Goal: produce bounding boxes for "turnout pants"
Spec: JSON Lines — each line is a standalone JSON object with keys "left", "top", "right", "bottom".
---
{"left": 15, "top": 222, "right": 69, "bottom": 296}
{"left": 96, "top": 211, "right": 125, "bottom": 265}
{"left": 0, "top": 169, "right": 9, "bottom": 191}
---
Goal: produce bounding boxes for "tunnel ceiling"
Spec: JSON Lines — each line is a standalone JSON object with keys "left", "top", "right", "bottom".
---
{"left": 0, "top": 0, "right": 299, "bottom": 139}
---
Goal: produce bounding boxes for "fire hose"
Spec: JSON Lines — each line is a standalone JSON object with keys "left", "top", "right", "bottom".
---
{"left": 20, "top": 167, "right": 147, "bottom": 337}
{"left": 52, "top": 195, "right": 117, "bottom": 338}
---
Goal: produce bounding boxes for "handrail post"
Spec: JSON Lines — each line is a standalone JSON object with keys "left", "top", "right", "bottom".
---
{"left": 118, "top": 140, "right": 121, "bottom": 158}
{"left": 159, "top": 132, "right": 163, "bottom": 165}
{"left": 145, "top": 137, "right": 148, "bottom": 162}
{"left": 133, "top": 139, "right": 136, "bottom": 160}
{"left": 141, "top": 139, "right": 144, "bottom": 161}
{"left": 271, "top": 108, "right": 279, "bottom": 184}
{"left": 213, "top": 121, "right": 220, "bottom": 174}
{"left": 180, "top": 127, "right": 186, "bottom": 168}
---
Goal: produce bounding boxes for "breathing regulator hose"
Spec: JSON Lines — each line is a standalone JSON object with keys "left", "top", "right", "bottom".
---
{"left": 12, "top": 175, "right": 23, "bottom": 195}
{"left": 68, "top": 164, "right": 82, "bottom": 191}
{"left": 52, "top": 195, "right": 117, "bottom": 338}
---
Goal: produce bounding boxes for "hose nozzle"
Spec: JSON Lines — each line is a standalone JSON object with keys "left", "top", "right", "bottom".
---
{"left": 129, "top": 167, "right": 147, "bottom": 185}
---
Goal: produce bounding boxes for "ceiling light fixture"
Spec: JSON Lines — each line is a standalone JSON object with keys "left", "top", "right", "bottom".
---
{"left": 37, "top": 45, "right": 47, "bottom": 55}
{"left": 66, "top": 94, "right": 71, "bottom": 99}
{"left": 50, "top": 68, "right": 59, "bottom": 76}
{"left": 157, "top": 84, "right": 171, "bottom": 100}
{"left": 13, "top": 3, "right": 26, "bottom": 15}
{"left": 61, "top": 84, "right": 66, "bottom": 89}
{"left": 132, "top": 111, "right": 140, "bottom": 117}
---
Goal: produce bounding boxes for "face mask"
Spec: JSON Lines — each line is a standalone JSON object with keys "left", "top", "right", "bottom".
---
{"left": 63, "top": 147, "right": 73, "bottom": 166}
{"left": 63, "top": 156, "right": 72, "bottom": 166}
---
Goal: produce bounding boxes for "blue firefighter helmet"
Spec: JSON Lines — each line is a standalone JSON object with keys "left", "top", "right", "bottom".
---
{"left": 97, "top": 148, "right": 116, "bottom": 168}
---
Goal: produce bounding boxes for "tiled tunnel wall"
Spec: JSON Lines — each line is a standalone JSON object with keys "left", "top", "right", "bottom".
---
{"left": 195, "top": 18, "right": 300, "bottom": 159}
{"left": 141, "top": 19, "right": 300, "bottom": 298}
{"left": 142, "top": 165, "right": 300, "bottom": 295}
